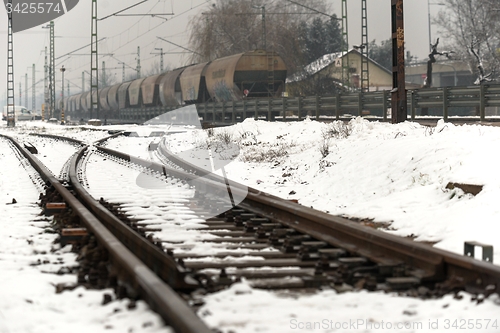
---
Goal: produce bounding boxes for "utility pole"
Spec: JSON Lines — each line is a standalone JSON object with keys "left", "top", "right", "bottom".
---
{"left": 102, "top": 61, "right": 106, "bottom": 86}
{"left": 82, "top": 72, "right": 85, "bottom": 93}
{"left": 49, "top": 21, "right": 55, "bottom": 119}
{"left": 60, "top": 65, "right": 66, "bottom": 124}
{"left": 6, "top": 0, "right": 15, "bottom": 127}
{"left": 44, "top": 47, "right": 48, "bottom": 120}
{"left": 25, "top": 73, "right": 28, "bottom": 108}
{"left": 360, "top": 0, "right": 369, "bottom": 92}
{"left": 154, "top": 48, "right": 164, "bottom": 72}
{"left": 341, "top": 0, "right": 349, "bottom": 86}
{"left": 391, "top": 0, "right": 407, "bottom": 123}
{"left": 137, "top": 46, "right": 141, "bottom": 78}
{"left": 90, "top": 0, "right": 99, "bottom": 119}
{"left": 32, "top": 64, "right": 36, "bottom": 112}
{"left": 247, "top": 4, "right": 266, "bottom": 51}
{"left": 119, "top": 62, "right": 125, "bottom": 81}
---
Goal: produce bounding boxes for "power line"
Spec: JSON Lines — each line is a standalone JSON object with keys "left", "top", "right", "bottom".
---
{"left": 98, "top": 0, "right": 150, "bottom": 21}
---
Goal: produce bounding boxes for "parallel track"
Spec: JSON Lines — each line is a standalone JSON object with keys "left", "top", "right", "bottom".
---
{"left": 0, "top": 133, "right": 212, "bottom": 333}
{"left": 4, "top": 130, "right": 499, "bottom": 332}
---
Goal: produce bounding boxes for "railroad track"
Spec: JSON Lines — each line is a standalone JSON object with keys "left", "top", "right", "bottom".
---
{"left": 3, "top": 130, "right": 499, "bottom": 332}
{"left": 0, "top": 133, "right": 212, "bottom": 333}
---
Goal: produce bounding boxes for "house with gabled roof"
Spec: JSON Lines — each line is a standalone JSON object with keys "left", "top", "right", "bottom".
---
{"left": 286, "top": 49, "right": 413, "bottom": 96}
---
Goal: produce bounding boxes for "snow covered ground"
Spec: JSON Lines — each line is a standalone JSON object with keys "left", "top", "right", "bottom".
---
{"left": 1, "top": 118, "right": 500, "bottom": 333}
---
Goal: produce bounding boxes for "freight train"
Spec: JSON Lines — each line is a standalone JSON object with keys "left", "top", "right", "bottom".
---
{"left": 60, "top": 50, "right": 287, "bottom": 122}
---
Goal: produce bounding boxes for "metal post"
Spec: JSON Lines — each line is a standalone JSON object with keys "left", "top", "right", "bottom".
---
{"left": 155, "top": 48, "right": 164, "bottom": 72}
{"left": 341, "top": 0, "right": 349, "bottom": 86}
{"left": 49, "top": 21, "right": 55, "bottom": 119}
{"left": 335, "top": 91, "right": 341, "bottom": 119}
{"left": 82, "top": 72, "right": 84, "bottom": 93}
{"left": 60, "top": 66, "right": 66, "bottom": 124}
{"left": 90, "top": 0, "right": 99, "bottom": 119}
{"left": 44, "top": 47, "right": 48, "bottom": 121}
{"left": 261, "top": 6, "right": 266, "bottom": 51}
{"left": 282, "top": 97, "right": 286, "bottom": 121}
{"left": 391, "top": 0, "right": 407, "bottom": 123}
{"left": 316, "top": 95, "right": 320, "bottom": 120}
{"left": 32, "top": 64, "right": 36, "bottom": 112}
{"left": 361, "top": 0, "right": 369, "bottom": 92}
{"left": 442, "top": 86, "right": 448, "bottom": 121}
{"left": 410, "top": 90, "right": 416, "bottom": 120}
{"left": 382, "top": 90, "right": 388, "bottom": 121}
{"left": 102, "top": 61, "right": 106, "bottom": 87}
{"left": 6, "top": 0, "right": 15, "bottom": 127}
{"left": 480, "top": 84, "right": 486, "bottom": 121}
{"left": 137, "top": 46, "right": 141, "bottom": 78}
{"left": 25, "top": 73, "right": 28, "bottom": 108}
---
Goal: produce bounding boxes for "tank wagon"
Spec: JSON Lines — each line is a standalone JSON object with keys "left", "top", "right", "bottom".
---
{"left": 61, "top": 50, "right": 287, "bottom": 122}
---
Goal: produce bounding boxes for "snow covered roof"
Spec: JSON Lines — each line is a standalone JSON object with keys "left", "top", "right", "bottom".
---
{"left": 286, "top": 51, "right": 345, "bottom": 83}
{"left": 286, "top": 49, "right": 391, "bottom": 83}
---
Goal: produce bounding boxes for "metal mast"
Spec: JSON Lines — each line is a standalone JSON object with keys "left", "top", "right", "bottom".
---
{"left": 25, "top": 73, "right": 28, "bottom": 108}
{"left": 360, "top": 0, "right": 369, "bottom": 92}
{"left": 102, "top": 61, "right": 106, "bottom": 86}
{"left": 6, "top": 0, "right": 15, "bottom": 127}
{"left": 32, "top": 64, "right": 36, "bottom": 112}
{"left": 49, "top": 21, "right": 55, "bottom": 119}
{"left": 137, "top": 46, "right": 141, "bottom": 78}
{"left": 90, "top": 0, "right": 99, "bottom": 119}
{"left": 261, "top": 5, "right": 266, "bottom": 51}
{"left": 44, "top": 47, "right": 48, "bottom": 120}
{"left": 154, "top": 48, "right": 164, "bottom": 72}
{"left": 391, "top": 0, "right": 407, "bottom": 123}
{"left": 341, "top": 0, "right": 349, "bottom": 86}
{"left": 60, "top": 66, "right": 65, "bottom": 124}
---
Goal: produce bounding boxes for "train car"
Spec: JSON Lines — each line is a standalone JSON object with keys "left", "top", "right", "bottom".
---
{"left": 107, "top": 83, "right": 121, "bottom": 110}
{"left": 129, "top": 78, "right": 147, "bottom": 107}
{"left": 141, "top": 74, "right": 165, "bottom": 106}
{"left": 118, "top": 81, "right": 133, "bottom": 109}
{"left": 81, "top": 92, "right": 89, "bottom": 112}
{"left": 159, "top": 67, "right": 186, "bottom": 107}
{"left": 179, "top": 62, "right": 210, "bottom": 104}
{"left": 99, "top": 86, "right": 112, "bottom": 111}
{"left": 204, "top": 50, "right": 287, "bottom": 102}
{"left": 64, "top": 50, "right": 287, "bottom": 121}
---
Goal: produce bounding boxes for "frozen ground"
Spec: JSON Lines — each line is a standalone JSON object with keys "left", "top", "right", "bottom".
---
{"left": 1, "top": 118, "right": 500, "bottom": 333}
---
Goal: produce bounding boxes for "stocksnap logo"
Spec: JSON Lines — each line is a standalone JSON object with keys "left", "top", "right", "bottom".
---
{"left": 4, "top": 0, "right": 80, "bottom": 33}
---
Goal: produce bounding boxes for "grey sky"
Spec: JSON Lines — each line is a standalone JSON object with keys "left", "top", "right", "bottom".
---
{"left": 0, "top": 0, "right": 443, "bottom": 109}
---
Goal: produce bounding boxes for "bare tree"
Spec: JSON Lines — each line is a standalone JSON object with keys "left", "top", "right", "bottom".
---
{"left": 434, "top": 0, "right": 500, "bottom": 80}
{"left": 423, "top": 38, "right": 453, "bottom": 89}
{"left": 469, "top": 41, "right": 493, "bottom": 85}
{"left": 187, "top": 0, "right": 332, "bottom": 74}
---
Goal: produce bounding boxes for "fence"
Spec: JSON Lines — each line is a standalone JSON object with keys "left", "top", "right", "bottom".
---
{"left": 119, "top": 84, "right": 500, "bottom": 123}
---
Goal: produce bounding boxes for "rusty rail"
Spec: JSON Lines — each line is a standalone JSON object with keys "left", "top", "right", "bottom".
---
{"left": 154, "top": 137, "right": 500, "bottom": 294}
{"left": 0, "top": 134, "right": 212, "bottom": 333}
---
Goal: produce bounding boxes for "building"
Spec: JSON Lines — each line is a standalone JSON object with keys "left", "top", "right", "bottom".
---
{"left": 286, "top": 49, "right": 399, "bottom": 96}
{"left": 405, "top": 60, "right": 475, "bottom": 87}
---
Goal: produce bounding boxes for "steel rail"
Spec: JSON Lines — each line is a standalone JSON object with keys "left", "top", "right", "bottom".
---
{"left": 154, "top": 138, "right": 500, "bottom": 294}
{"left": 1, "top": 134, "right": 212, "bottom": 333}
{"left": 70, "top": 146, "right": 198, "bottom": 290}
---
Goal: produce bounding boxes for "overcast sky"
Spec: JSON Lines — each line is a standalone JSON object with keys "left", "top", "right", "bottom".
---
{"left": 0, "top": 0, "right": 444, "bottom": 110}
